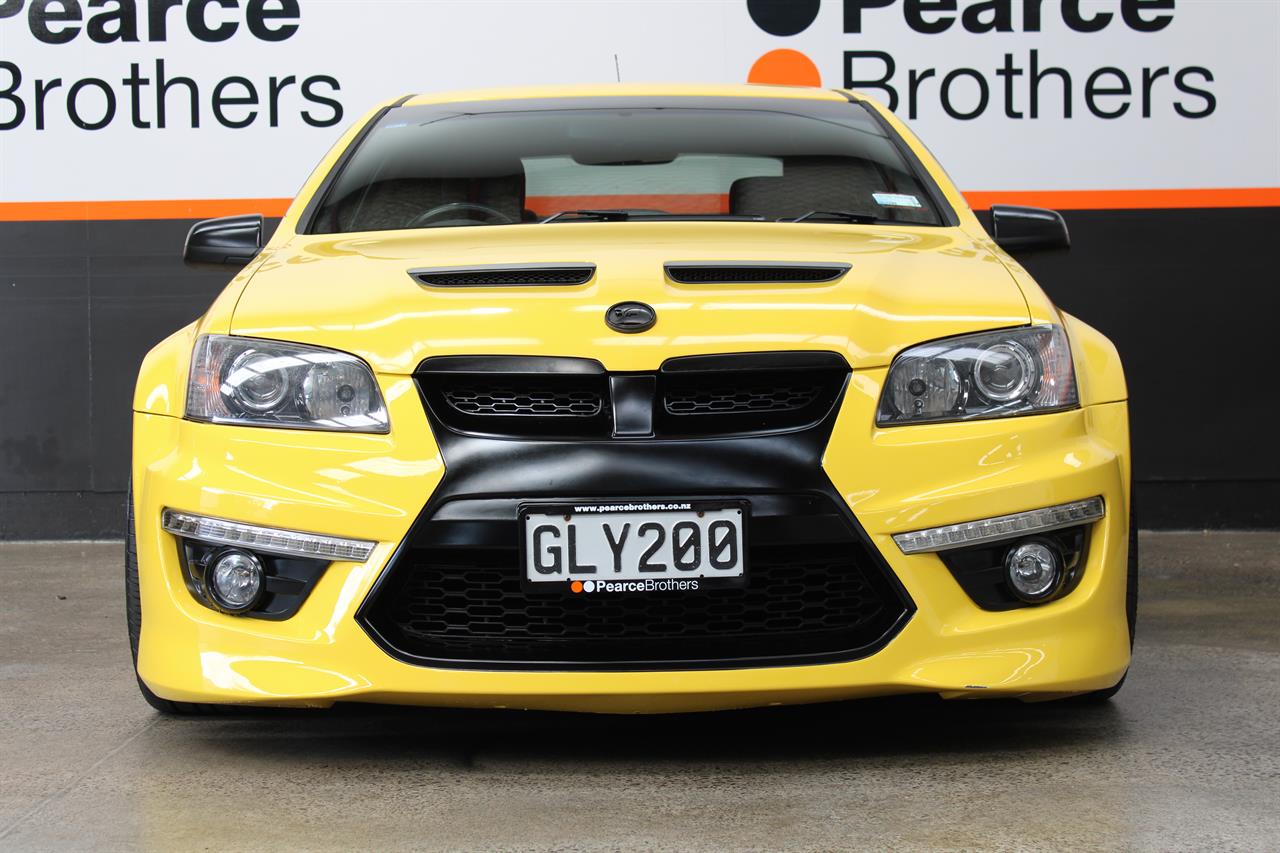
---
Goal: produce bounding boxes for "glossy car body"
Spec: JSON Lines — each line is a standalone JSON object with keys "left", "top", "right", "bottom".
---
{"left": 130, "top": 84, "right": 1131, "bottom": 713}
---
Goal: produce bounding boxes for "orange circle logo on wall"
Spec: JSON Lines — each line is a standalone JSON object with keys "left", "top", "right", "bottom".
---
{"left": 747, "top": 49, "right": 822, "bottom": 87}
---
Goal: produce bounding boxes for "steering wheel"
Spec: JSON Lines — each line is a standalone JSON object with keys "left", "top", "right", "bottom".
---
{"left": 406, "top": 202, "right": 514, "bottom": 229}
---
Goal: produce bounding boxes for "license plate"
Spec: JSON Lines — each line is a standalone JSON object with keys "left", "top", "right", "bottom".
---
{"left": 520, "top": 500, "right": 747, "bottom": 594}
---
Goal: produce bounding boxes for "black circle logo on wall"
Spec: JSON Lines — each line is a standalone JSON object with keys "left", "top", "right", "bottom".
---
{"left": 605, "top": 302, "right": 658, "bottom": 334}
{"left": 747, "top": 0, "right": 821, "bottom": 36}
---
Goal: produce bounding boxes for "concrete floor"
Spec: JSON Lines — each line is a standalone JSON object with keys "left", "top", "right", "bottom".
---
{"left": 1, "top": 533, "right": 1278, "bottom": 852}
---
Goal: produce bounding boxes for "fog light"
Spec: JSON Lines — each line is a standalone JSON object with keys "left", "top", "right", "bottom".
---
{"left": 207, "top": 549, "right": 264, "bottom": 613}
{"left": 1005, "top": 539, "right": 1063, "bottom": 603}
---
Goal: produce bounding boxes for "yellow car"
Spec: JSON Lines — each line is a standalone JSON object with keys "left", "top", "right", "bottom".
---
{"left": 128, "top": 84, "right": 1133, "bottom": 714}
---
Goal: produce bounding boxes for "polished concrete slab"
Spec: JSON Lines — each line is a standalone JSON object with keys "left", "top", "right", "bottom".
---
{"left": 1, "top": 533, "right": 1277, "bottom": 851}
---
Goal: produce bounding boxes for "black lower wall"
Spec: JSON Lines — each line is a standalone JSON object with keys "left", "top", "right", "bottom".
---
{"left": 1, "top": 207, "right": 1277, "bottom": 538}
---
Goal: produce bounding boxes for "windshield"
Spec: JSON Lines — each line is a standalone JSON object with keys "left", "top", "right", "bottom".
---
{"left": 308, "top": 98, "right": 947, "bottom": 233}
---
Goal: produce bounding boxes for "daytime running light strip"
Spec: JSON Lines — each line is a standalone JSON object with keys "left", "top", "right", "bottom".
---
{"left": 161, "top": 509, "right": 377, "bottom": 562}
{"left": 892, "top": 497, "right": 1106, "bottom": 555}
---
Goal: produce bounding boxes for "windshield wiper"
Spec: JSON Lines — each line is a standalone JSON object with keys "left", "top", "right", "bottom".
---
{"left": 540, "top": 209, "right": 634, "bottom": 223}
{"left": 786, "top": 210, "right": 884, "bottom": 224}
{"left": 541, "top": 210, "right": 768, "bottom": 224}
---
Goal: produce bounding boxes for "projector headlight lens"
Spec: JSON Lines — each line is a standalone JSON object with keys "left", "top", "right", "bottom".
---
{"left": 225, "top": 349, "right": 290, "bottom": 413}
{"left": 186, "top": 335, "right": 389, "bottom": 433}
{"left": 877, "top": 325, "right": 1077, "bottom": 425}
{"left": 973, "top": 340, "right": 1036, "bottom": 403}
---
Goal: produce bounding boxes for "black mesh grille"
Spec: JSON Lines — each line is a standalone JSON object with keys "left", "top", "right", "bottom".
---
{"left": 412, "top": 265, "right": 595, "bottom": 287}
{"left": 417, "top": 357, "right": 612, "bottom": 438}
{"left": 656, "top": 354, "right": 848, "bottom": 436}
{"left": 444, "top": 387, "right": 603, "bottom": 417}
{"left": 665, "top": 264, "right": 849, "bottom": 284}
{"left": 359, "top": 496, "right": 910, "bottom": 670}
{"left": 665, "top": 384, "right": 823, "bottom": 416}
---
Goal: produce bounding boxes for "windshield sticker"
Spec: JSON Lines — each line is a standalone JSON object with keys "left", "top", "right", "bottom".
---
{"left": 870, "top": 192, "right": 921, "bottom": 207}
{"left": 873, "top": 193, "right": 923, "bottom": 208}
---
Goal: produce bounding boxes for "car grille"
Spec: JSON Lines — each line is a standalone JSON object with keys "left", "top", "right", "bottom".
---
{"left": 416, "top": 352, "right": 848, "bottom": 439}
{"left": 443, "top": 387, "right": 603, "bottom": 418}
{"left": 358, "top": 494, "right": 910, "bottom": 670}
{"left": 663, "top": 383, "right": 824, "bottom": 415}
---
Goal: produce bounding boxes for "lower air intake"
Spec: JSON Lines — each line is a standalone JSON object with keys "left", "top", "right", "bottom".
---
{"left": 358, "top": 494, "right": 911, "bottom": 670}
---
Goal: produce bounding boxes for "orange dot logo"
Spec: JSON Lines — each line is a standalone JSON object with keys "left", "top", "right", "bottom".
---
{"left": 747, "top": 49, "right": 822, "bottom": 87}
{"left": 570, "top": 580, "right": 584, "bottom": 593}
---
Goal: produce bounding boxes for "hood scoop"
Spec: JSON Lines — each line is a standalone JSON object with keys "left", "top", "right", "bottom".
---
{"left": 411, "top": 263, "right": 596, "bottom": 287}
{"left": 664, "top": 262, "right": 850, "bottom": 284}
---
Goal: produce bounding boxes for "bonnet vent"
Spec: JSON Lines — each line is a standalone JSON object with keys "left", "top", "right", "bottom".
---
{"left": 411, "top": 263, "right": 595, "bottom": 287}
{"left": 665, "top": 262, "right": 850, "bottom": 284}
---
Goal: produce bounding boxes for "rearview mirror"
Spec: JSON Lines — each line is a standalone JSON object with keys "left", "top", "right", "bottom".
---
{"left": 989, "top": 205, "right": 1070, "bottom": 254}
{"left": 184, "top": 214, "right": 264, "bottom": 268}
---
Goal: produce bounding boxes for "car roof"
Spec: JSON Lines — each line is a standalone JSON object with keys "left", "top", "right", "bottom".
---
{"left": 400, "top": 83, "right": 853, "bottom": 108}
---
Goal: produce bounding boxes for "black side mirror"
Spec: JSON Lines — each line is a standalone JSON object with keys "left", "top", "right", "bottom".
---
{"left": 184, "top": 214, "right": 264, "bottom": 268}
{"left": 990, "top": 205, "right": 1070, "bottom": 254}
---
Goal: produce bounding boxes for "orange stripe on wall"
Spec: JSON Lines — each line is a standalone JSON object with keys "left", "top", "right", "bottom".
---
{"left": 0, "top": 188, "right": 1276, "bottom": 222}
{"left": 962, "top": 187, "right": 1280, "bottom": 211}
{"left": 0, "top": 198, "right": 293, "bottom": 222}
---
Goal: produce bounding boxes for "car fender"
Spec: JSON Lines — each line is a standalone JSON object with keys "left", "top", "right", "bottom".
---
{"left": 983, "top": 251, "right": 1124, "bottom": 407}
{"left": 132, "top": 321, "right": 200, "bottom": 417}
{"left": 132, "top": 255, "right": 269, "bottom": 416}
{"left": 1062, "top": 311, "right": 1128, "bottom": 407}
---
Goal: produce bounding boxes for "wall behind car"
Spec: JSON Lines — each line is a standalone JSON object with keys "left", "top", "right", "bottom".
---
{"left": 2, "top": 0, "right": 1278, "bottom": 537}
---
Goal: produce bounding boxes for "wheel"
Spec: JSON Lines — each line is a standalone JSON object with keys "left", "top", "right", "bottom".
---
{"left": 125, "top": 482, "right": 226, "bottom": 715}
{"left": 1072, "top": 498, "right": 1138, "bottom": 703}
{"left": 1124, "top": 492, "right": 1139, "bottom": 646}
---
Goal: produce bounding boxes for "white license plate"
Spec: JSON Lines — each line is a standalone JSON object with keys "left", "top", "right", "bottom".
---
{"left": 520, "top": 500, "right": 747, "bottom": 594}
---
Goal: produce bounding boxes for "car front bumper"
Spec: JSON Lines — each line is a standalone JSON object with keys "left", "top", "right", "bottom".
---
{"left": 131, "top": 370, "right": 1130, "bottom": 713}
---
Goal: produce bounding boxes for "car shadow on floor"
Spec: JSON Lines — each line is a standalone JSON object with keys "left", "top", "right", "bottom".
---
{"left": 159, "top": 694, "right": 1127, "bottom": 766}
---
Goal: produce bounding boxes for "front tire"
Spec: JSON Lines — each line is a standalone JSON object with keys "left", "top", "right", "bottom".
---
{"left": 1072, "top": 500, "right": 1138, "bottom": 703}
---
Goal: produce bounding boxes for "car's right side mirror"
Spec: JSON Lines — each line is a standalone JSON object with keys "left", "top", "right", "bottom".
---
{"left": 989, "top": 205, "right": 1070, "bottom": 254}
{"left": 184, "top": 214, "right": 265, "bottom": 268}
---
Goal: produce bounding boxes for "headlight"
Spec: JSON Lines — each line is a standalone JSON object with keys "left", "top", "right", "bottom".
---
{"left": 877, "top": 325, "right": 1077, "bottom": 426}
{"left": 185, "top": 335, "right": 389, "bottom": 433}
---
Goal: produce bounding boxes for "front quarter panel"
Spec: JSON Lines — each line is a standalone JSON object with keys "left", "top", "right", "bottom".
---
{"left": 133, "top": 255, "right": 270, "bottom": 416}
{"left": 133, "top": 321, "right": 197, "bottom": 417}
{"left": 1063, "top": 312, "right": 1128, "bottom": 407}
{"left": 978, "top": 236, "right": 1127, "bottom": 407}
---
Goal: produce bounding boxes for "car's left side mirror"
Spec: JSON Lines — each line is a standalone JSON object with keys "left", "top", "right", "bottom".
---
{"left": 989, "top": 205, "right": 1070, "bottom": 254}
{"left": 184, "top": 214, "right": 265, "bottom": 268}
